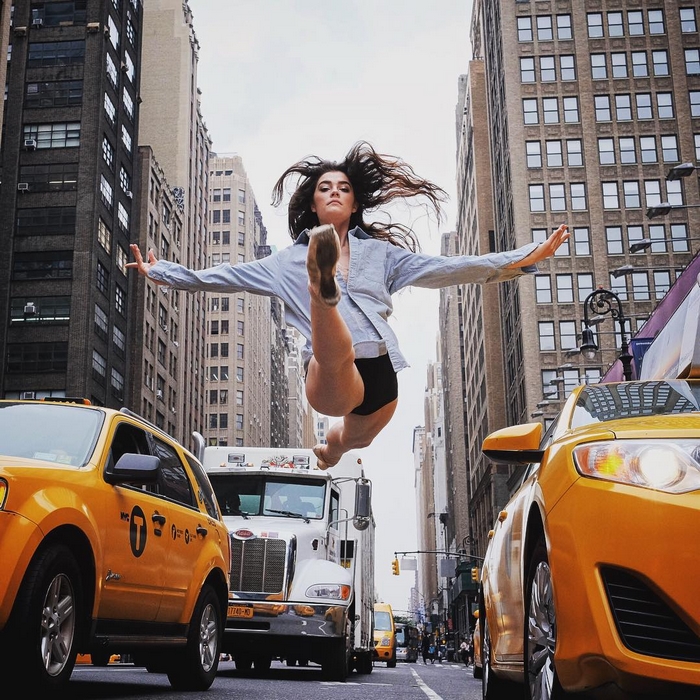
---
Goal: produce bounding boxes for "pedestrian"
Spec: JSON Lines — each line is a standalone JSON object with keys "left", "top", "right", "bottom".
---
{"left": 421, "top": 632, "right": 431, "bottom": 664}
{"left": 459, "top": 637, "right": 469, "bottom": 666}
{"left": 128, "top": 141, "right": 569, "bottom": 469}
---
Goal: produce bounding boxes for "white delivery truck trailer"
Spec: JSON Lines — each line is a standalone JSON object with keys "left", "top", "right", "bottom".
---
{"left": 198, "top": 444, "right": 375, "bottom": 680}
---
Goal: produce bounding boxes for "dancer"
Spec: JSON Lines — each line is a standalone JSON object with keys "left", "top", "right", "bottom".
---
{"left": 128, "top": 141, "right": 569, "bottom": 469}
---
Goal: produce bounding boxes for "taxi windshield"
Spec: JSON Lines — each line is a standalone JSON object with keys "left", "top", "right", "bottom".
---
{"left": 571, "top": 380, "right": 700, "bottom": 429}
{"left": 0, "top": 402, "right": 104, "bottom": 466}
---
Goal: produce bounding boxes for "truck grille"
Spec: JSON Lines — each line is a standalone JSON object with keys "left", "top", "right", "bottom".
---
{"left": 230, "top": 537, "right": 287, "bottom": 594}
{"left": 602, "top": 566, "right": 700, "bottom": 662}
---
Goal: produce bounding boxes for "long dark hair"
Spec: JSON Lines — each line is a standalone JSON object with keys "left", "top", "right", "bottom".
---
{"left": 271, "top": 141, "right": 447, "bottom": 251}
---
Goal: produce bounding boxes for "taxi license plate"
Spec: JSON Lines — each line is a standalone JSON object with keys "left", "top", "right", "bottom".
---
{"left": 228, "top": 604, "right": 253, "bottom": 619}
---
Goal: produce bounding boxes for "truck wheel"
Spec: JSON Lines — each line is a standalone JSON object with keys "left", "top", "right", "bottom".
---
{"left": 387, "top": 654, "right": 397, "bottom": 668}
{"left": 298, "top": 658, "right": 309, "bottom": 667}
{"left": 166, "top": 584, "right": 221, "bottom": 690}
{"left": 321, "top": 640, "right": 348, "bottom": 681}
{"left": 7, "top": 544, "right": 83, "bottom": 692}
{"left": 286, "top": 657, "right": 297, "bottom": 666}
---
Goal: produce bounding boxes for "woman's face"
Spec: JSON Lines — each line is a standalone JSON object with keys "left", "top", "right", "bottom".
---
{"left": 311, "top": 170, "right": 358, "bottom": 228}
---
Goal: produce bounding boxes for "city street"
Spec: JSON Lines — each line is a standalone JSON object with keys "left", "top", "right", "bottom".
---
{"left": 63, "top": 659, "right": 481, "bottom": 700}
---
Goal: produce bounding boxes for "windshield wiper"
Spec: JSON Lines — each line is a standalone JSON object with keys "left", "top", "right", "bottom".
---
{"left": 266, "top": 508, "right": 310, "bottom": 523}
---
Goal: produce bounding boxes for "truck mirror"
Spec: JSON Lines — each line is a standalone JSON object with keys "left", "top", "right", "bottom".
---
{"left": 353, "top": 479, "right": 372, "bottom": 530}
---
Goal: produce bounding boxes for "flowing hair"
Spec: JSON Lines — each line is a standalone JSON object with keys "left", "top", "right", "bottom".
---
{"left": 271, "top": 141, "right": 448, "bottom": 251}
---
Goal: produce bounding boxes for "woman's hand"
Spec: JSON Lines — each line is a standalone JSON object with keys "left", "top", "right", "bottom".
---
{"left": 126, "top": 244, "right": 167, "bottom": 284}
{"left": 507, "top": 224, "right": 570, "bottom": 268}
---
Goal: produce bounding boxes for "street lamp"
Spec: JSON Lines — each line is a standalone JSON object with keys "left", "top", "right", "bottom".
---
{"left": 629, "top": 236, "right": 700, "bottom": 254}
{"left": 579, "top": 288, "right": 633, "bottom": 381}
{"left": 647, "top": 202, "right": 700, "bottom": 219}
{"left": 666, "top": 162, "right": 697, "bottom": 180}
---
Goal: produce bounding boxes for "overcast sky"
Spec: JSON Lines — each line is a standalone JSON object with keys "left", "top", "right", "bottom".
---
{"left": 190, "top": 0, "right": 473, "bottom": 612}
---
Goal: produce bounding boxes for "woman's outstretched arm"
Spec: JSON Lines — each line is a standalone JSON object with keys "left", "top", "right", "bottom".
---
{"left": 126, "top": 244, "right": 169, "bottom": 285}
{"left": 506, "top": 223, "right": 569, "bottom": 269}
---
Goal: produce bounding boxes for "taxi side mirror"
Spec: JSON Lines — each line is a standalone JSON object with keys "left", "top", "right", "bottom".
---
{"left": 104, "top": 453, "right": 160, "bottom": 485}
{"left": 482, "top": 423, "right": 544, "bottom": 464}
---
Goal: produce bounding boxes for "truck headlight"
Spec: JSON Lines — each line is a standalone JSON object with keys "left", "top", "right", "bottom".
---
{"left": 573, "top": 440, "right": 700, "bottom": 494}
{"left": 305, "top": 584, "right": 351, "bottom": 600}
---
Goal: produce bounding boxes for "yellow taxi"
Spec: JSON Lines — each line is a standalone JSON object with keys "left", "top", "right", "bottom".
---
{"left": 373, "top": 602, "right": 396, "bottom": 667}
{"left": 0, "top": 398, "right": 231, "bottom": 693}
{"left": 479, "top": 380, "right": 700, "bottom": 699}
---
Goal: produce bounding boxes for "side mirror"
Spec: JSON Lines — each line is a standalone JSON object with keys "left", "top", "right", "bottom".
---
{"left": 104, "top": 453, "right": 160, "bottom": 485}
{"left": 482, "top": 423, "right": 544, "bottom": 464}
{"left": 353, "top": 478, "right": 372, "bottom": 531}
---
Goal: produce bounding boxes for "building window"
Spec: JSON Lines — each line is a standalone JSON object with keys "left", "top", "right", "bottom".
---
{"left": 570, "top": 183, "right": 587, "bottom": 210}
{"left": 517, "top": 16, "right": 533, "bottom": 41}
{"left": 106, "top": 53, "right": 118, "bottom": 88}
{"left": 93, "top": 350, "right": 107, "bottom": 379}
{"left": 526, "top": 141, "right": 542, "bottom": 168}
{"left": 537, "top": 15, "right": 553, "bottom": 41}
{"left": 611, "top": 53, "right": 628, "bottom": 78}
{"left": 529, "top": 184, "right": 545, "bottom": 212}
{"left": 559, "top": 321, "right": 577, "bottom": 350}
{"left": 13, "top": 251, "right": 73, "bottom": 280}
{"left": 680, "top": 8, "right": 697, "bottom": 33}
{"left": 549, "top": 183, "right": 566, "bottom": 211}
{"left": 653, "top": 271, "right": 671, "bottom": 299}
{"left": 598, "top": 138, "right": 615, "bottom": 165}
{"left": 640, "top": 136, "right": 657, "bottom": 163}
{"left": 97, "top": 218, "right": 111, "bottom": 253}
{"left": 16, "top": 207, "right": 76, "bottom": 235}
{"left": 113, "top": 325, "right": 125, "bottom": 354}
{"left": 628, "top": 225, "right": 646, "bottom": 254}
{"left": 631, "top": 51, "right": 648, "bottom": 77}
{"left": 540, "top": 56, "right": 556, "bottom": 82}
{"left": 615, "top": 94, "right": 632, "bottom": 121}
{"left": 577, "top": 273, "right": 594, "bottom": 302}
{"left": 19, "top": 163, "right": 78, "bottom": 192}
{"left": 560, "top": 55, "right": 576, "bottom": 80}
{"left": 520, "top": 57, "right": 535, "bottom": 82}
{"left": 123, "top": 87, "right": 134, "bottom": 120}
{"left": 96, "top": 261, "right": 109, "bottom": 295}
{"left": 573, "top": 227, "right": 590, "bottom": 256}
{"left": 661, "top": 135, "right": 679, "bottom": 162}
{"left": 619, "top": 137, "right": 636, "bottom": 164}
{"left": 657, "top": 93, "right": 674, "bottom": 119}
{"left": 10, "top": 296, "right": 70, "bottom": 326}
{"left": 121, "top": 124, "right": 132, "bottom": 153}
{"left": 23, "top": 122, "right": 80, "bottom": 148}
{"left": 556, "top": 275, "right": 574, "bottom": 303}
{"left": 116, "top": 245, "right": 128, "bottom": 275}
{"left": 563, "top": 97, "right": 579, "bottom": 123}
{"left": 111, "top": 368, "right": 124, "bottom": 400}
{"left": 104, "top": 92, "right": 116, "bottom": 125}
{"left": 94, "top": 304, "right": 108, "bottom": 339}
{"left": 102, "top": 135, "right": 114, "bottom": 169}
{"left": 652, "top": 50, "right": 669, "bottom": 76}
{"left": 636, "top": 93, "right": 653, "bottom": 120}
{"left": 546, "top": 140, "right": 562, "bottom": 167}
{"left": 543, "top": 97, "right": 559, "bottom": 123}
{"left": 623, "top": 181, "right": 641, "bottom": 208}
{"left": 115, "top": 284, "right": 126, "bottom": 316}
{"left": 117, "top": 202, "right": 129, "bottom": 232}
{"left": 539, "top": 322, "right": 555, "bottom": 351}
{"left": 535, "top": 276, "right": 552, "bottom": 303}
{"left": 631, "top": 272, "right": 650, "bottom": 301}
{"left": 594, "top": 95, "right": 611, "bottom": 121}
{"left": 628, "top": 11, "right": 644, "bottom": 36}
{"left": 608, "top": 11, "right": 624, "bottom": 36}
{"left": 648, "top": 224, "right": 667, "bottom": 252}
{"left": 591, "top": 54, "right": 607, "bottom": 80}
{"left": 671, "top": 223, "right": 690, "bottom": 253}
{"left": 644, "top": 180, "right": 662, "bottom": 207}
{"left": 100, "top": 175, "right": 113, "bottom": 209}
{"left": 236, "top": 414, "right": 244, "bottom": 430}
{"left": 606, "top": 226, "right": 624, "bottom": 254}
{"left": 602, "top": 182, "right": 619, "bottom": 209}
{"left": 25, "top": 80, "right": 82, "bottom": 108}
{"left": 7, "top": 342, "right": 68, "bottom": 373}
{"left": 28, "top": 40, "right": 85, "bottom": 67}
{"left": 587, "top": 13, "right": 604, "bottom": 38}
{"left": 523, "top": 98, "right": 538, "bottom": 124}
{"left": 648, "top": 9, "right": 665, "bottom": 34}
{"left": 543, "top": 11, "right": 563, "bottom": 39}
{"left": 686, "top": 49, "right": 700, "bottom": 75}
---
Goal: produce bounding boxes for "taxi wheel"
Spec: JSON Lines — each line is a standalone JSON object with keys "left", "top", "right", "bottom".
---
{"left": 9, "top": 544, "right": 83, "bottom": 692}
{"left": 321, "top": 640, "right": 348, "bottom": 681}
{"left": 524, "top": 540, "right": 567, "bottom": 700}
{"left": 166, "top": 584, "right": 221, "bottom": 691}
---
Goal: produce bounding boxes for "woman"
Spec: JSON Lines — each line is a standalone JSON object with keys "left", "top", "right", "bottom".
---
{"left": 128, "top": 141, "right": 569, "bottom": 469}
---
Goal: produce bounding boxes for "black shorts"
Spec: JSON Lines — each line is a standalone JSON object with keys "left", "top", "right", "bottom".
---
{"left": 351, "top": 353, "right": 398, "bottom": 416}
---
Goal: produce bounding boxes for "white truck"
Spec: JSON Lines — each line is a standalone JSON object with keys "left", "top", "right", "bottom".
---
{"left": 197, "top": 444, "right": 375, "bottom": 680}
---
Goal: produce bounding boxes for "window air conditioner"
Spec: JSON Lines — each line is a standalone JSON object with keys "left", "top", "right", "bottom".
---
{"left": 156, "top": 389, "right": 164, "bottom": 399}
{"left": 120, "top": 62, "right": 128, "bottom": 73}
{"left": 31, "top": 18, "right": 43, "bottom": 28}
{"left": 23, "top": 138, "right": 37, "bottom": 151}
{"left": 21, "top": 391, "right": 36, "bottom": 400}
{"left": 24, "top": 302, "right": 37, "bottom": 315}
{"left": 126, "top": 190, "right": 133, "bottom": 199}
{"left": 17, "top": 183, "right": 30, "bottom": 192}
{"left": 13, "top": 26, "right": 28, "bottom": 37}
{"left": 86, "top": 22, "right": 101, "bottom": 33}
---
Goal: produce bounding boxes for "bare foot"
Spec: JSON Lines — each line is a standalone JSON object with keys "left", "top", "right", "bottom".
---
{"left": 313, "top": 444, "right": 340, "bottom": 471}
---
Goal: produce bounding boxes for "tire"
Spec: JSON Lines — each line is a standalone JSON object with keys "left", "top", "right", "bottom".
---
{"left": 321, "top": 639, "right": 348, "bottom": 681}
{"left": 525, "top": 540, "right": 567, "bottom": 700}
{"left": 387, "top": 658, "right": 396, "bottom": 668}
{"left": 166, "top": 584, "right": 222, "bottom": 691}
{"left": 473, "top": 661, "right": 483, "bottom": 679}
{"left": 286, "top": 657, "right": 297, "bottom": 666}
{"left": 5, "top": 544, "right": 83, "bottom": 692}
{"left": 482, "top": 606, "right": 521, "bottom": 700}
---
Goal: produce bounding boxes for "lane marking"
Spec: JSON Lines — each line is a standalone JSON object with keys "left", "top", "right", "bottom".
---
{"left": 410, "top": 666, "right": 444, "bottom": 700}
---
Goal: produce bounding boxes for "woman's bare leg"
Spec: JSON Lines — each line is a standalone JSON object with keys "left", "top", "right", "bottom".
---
{"left": 314, "top": 399, "right": 398, "bottom": 469}
{"left": 305, "top": 225, "right": 364, "bottom": 417}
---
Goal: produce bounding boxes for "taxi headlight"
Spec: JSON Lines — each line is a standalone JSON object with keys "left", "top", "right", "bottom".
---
{"left": 573, "top": 440, "right": 700, "bottom": 494}
{"left": 381, "top": 635, "right": 391, "bottom": 647}
{"left": 305, "top": 584, "right": 351, "bottom": 600}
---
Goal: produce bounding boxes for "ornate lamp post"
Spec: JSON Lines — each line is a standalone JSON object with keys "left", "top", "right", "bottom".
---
{"left": 579, "top": 288, "right": 633, "bottom": 381}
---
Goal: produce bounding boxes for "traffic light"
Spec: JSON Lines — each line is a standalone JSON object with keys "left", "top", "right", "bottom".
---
{"left": 391, "top": 558, "right": 400, "bottom": 576}
{"left": 471, "top": 566, "right": 479, "bottom": 582}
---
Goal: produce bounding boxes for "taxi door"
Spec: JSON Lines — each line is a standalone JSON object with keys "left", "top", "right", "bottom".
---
{"left": 97, "top": 420, "right": 170, "bottom": 620}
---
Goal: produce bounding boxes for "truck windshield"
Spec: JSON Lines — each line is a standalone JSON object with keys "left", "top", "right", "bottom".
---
{"left": 208, "top": 473, "right": 327, "bottom": 520}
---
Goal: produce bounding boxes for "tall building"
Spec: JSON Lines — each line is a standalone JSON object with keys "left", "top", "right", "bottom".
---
{"left": 136, "top": 0, "right": 210, "bottom": 446}
{"left": 451, "top": 0, "right": 700, "bottom": 550}
{"left": 0, "top": 0, "right": 12, "bottom": 141}
{"left": 0, "top": 0, "right": 144, "bottom": 405}
{"left": 203, "top": 154, "right": 274, "bottom": 448}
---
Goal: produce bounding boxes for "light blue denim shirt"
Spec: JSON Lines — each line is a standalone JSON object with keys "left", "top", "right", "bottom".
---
{"left": 148, "top": 227, "right": 539, "bottom": 373}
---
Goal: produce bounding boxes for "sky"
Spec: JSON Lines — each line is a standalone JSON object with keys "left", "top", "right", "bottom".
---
{"left": 189, "top": 0, "right": 473, "bottom": 613}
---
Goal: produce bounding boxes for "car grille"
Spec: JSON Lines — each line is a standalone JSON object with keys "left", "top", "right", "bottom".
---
{"left": 602, "top": 566, "right": 700, "bottom": 662}
{"left": 230, "top": 537, "right": 287, "bottom": 594}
